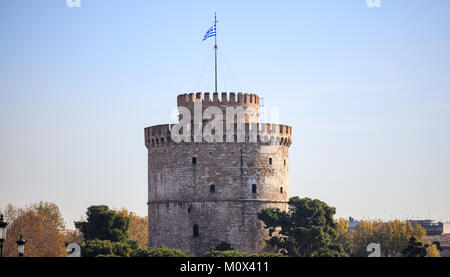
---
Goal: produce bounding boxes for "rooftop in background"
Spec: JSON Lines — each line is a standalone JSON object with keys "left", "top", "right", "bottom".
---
{"left": 410, "top": 220, "right": 450, "bottom": 235}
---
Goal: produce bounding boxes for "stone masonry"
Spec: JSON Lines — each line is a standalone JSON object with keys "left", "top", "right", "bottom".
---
{"left": 145, "top": 92, "right": 292, "bottom": 256}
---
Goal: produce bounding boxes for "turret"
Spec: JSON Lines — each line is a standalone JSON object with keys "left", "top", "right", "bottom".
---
{"left": 177, "top": 92, "right": 260, "bottom": 123}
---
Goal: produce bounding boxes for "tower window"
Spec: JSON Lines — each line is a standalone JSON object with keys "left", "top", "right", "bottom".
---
{"left": 192, "top": 157, "right": 197, "bottom": 165}
{"left": 188, "top": 205, "right": 192, "bottom": 213}
{"left": 193, "top": 225, "right": 199, "bottom": 237}
{"left": 280, "top": 187, "right": 284, "bottom": 194}
{"left": 284, "top": 159, "right": 286, "bottom": 166}
{"left": 252, "top": 184, "right": 257, "bottom": 194}
{"left": 210, "top": 184, "right": 215, "bottom": 193}
{"left": 269, "top": 158, "right": 272, "bottom": 165}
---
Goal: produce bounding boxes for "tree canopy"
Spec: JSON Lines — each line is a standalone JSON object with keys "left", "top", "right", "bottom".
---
{"left": 81, "top": 239, "right": 139, "bottom": 257}
{"left": 130, "top": 246, "right": 191, "bottom": 257}
{"left": 349, "top": 220, "right": 428, "bottom": 257}
{"left": 116, "top": 208, "right": 148, "bottom": 248}
{"left": 258, "top": 197, "right": 348, "bottom": 257}
{"left": 203, "top": 249, "right": 284, "bottom": 257}
{"left": 0, "top": 202, "right": 68, "bottom": 257}
{"left": 75, "top": 205, "right": 130, "bottom": 242}
{"left": 401, "top": 236, "right": 442, "bottom": 257}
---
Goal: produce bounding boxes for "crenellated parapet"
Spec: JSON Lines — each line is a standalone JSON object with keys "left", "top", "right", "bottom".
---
{"left": 177, "top": 92, "right": 259, "bottom": 107}
{"left": 144, "top": 122, "right": 292, "bottom": 148}
{"left": 177, "top": 92, "right": 260, "bottom": 124}
{"left": 144, "top": 124, "right": 172, "bottom": 146}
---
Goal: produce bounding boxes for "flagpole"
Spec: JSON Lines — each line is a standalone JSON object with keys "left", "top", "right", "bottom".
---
{"left": 214, "top": 13, "right": 218, "bottom": 94}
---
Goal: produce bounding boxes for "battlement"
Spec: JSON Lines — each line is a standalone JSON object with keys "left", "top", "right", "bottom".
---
{"left": 177, "top": 92, "right": 259, "bottom": 107}
{"left": 145, "top": 122, "right": 292, "bottom": 148}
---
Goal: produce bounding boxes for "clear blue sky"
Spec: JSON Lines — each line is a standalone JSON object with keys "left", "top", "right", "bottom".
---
{"left": 1, "top": 0, "right": 449, "bottom": 228}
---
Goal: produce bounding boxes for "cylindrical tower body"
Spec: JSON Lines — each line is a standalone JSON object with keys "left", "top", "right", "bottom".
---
{"left": 145, "top": 93, "right": 292, "bottom": 256}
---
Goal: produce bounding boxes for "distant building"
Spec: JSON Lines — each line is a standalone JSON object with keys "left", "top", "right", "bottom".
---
{"left": 410, "top": 220, "right": 450, "bottom": 257}
{"left": 426, "top": 234, "right": 450, "bottom": 257}
{"left": 409, "top": 220, "right": 450, "bottom": 235}
{"left": 348, "top": 217, "right": 359, "bottom": 232}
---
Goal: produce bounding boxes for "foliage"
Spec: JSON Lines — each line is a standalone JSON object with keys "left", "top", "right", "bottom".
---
{"left": 81, "top": 239, "right": 138, "bottom": 257}
{"left": 349, "top": 220, "right": 427, "bottom": 257}
{"left": 335, "top": 218, "right": 352, "bottom": 254}
{"left": 0, "top": 202, "right": 68, "bottom": 257}
{"left": 63, "top": 229, "right": 83, "bottom": 245}
{"left": 213, "top": 241, "right": 234, "bottom": 251}
{"left": 258, "top": 197, "right": 348, "bottom": 257}
{"left": 125, "top": 239, "right": 139, "bottom": 250}
{"left": 203, "top": 249, "right": 285, "bottom": 257}
{"left": 255, "top": 252, "right": 285, "bottom": 257}
{"left": 350, "top": 220, "right": 382, "bottom": 256}
{"left": 311, "top": 248, "right": 349, "bottom": 257}
{"left": 204, "top": 250, "right": 251, "bottom": 257}
{"left": 401, "top": 236, "right": 441, "bottom": 257}
{"left": 425, "top": 243, "right": 441, "bottom": 257}
{"left": 75, "top": 205, "right": 130, "bottom": 242}
{"left": 116, "top": 208, "right": 148, "bottom": 249}
{"left": 205, "top": 241, "right": 285, "bottom": 257}
{"left": 81, "top": 239, "right": 115, "bottom": 257}
{"left": 130, "top": 246, "right": 191, "bottom": 257}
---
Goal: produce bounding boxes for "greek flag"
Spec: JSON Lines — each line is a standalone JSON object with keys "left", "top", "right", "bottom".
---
{"left": 202, "top": 24, "right": 216, "bottom": 41}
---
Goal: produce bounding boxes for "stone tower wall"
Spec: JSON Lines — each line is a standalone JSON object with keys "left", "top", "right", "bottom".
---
{"left": 145, "top": 93, "right": 292, "bottom": 256}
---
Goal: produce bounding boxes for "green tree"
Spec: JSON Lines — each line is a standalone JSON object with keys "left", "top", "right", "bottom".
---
{"left": 401, "top": 236, "right": 442, "bottom": 257}
{"left": 258, "top": 197, "right": 348, "bottom": 257}
{"left": 213, "top": 241, "right": 234, "bottom": 251}
{"left": 203, "top": 250, "right": 252, "bottom": 257}
{"left": 81, "top": 240, "right": 115, "bottom": 257}
{"left": 81, "top": 239, "right": 138, "bottom": 257}
{"left": 130, "top": 247, "right": 190, "bottom": 257}
{"left": 203, "top": 249, "right": 285, "bottom": 257}
{"left": 75, "top": 205, "right": 130, "bottom": 242}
